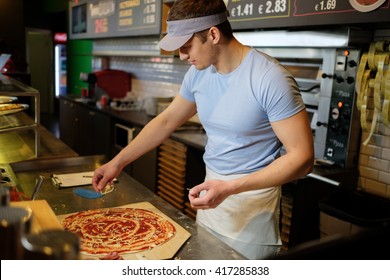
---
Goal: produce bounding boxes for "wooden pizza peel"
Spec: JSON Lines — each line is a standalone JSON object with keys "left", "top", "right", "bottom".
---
{"left": 10, "top": 200, "right": 63, "bottom": 234}
{"left": 56, "top": 201, "right": 191, "bottom": 260}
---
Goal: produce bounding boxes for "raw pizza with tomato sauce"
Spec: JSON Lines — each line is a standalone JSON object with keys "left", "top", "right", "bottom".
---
{"left": 58, "top": 202, "right": 190, "bottom": 259}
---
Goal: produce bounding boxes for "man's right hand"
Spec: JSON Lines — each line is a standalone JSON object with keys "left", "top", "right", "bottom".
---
{"left": 92, "top": 161, "right": 121, "bottom": 192}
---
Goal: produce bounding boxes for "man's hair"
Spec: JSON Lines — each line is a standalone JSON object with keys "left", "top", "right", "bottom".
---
{"left": 168, "top": 0, "right": 233, "bottom": 43}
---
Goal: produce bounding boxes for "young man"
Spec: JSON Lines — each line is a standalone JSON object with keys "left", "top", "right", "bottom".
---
{"left": 93, "top": 0, "right": 314, "bottom": 259}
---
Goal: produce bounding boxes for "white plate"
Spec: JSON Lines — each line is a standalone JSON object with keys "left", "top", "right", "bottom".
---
{"left": 0, "top": 96, "right": 17, "bottom": 104}
{"left": 0, "top": 104, "right": 29, "bottom": 116}
{"left": 349, "top": 0, "right": 387, "bottom": 12}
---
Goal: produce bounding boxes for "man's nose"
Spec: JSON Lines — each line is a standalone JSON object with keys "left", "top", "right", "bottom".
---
{"left": 179, "top": 50, "right": 189, "bottom": 61}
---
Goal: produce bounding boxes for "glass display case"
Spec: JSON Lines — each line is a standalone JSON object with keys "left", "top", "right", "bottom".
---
{"left": 0, "top": 74, "right": 40, "bottom": 158}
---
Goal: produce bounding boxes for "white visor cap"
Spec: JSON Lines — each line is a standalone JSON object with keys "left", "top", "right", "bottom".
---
{"left": 158, "top": 12, "right": 228, "bottom": 51}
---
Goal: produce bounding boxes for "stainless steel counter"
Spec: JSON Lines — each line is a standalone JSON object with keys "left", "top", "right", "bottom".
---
{"left": 10, "top": 155, "right": 245, "bottom": 260}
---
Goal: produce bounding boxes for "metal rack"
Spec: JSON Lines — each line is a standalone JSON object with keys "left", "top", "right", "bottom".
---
{"left": 157, "top": 138, "right": 187, "bottom": 212}
{"left": 0, "top": 74, "right": 40, "bottom": 157}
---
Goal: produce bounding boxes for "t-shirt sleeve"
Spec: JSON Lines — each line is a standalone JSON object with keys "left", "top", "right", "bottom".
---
{"left": 259, "top": 65, "right": 305, "bottom": 122}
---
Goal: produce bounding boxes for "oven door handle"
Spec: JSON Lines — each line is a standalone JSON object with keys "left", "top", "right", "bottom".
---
{"left": 299, "top": 84, "right": 320, "bottom": 92}
{"left": 307, "top": 173, "right": 341, "bottom": 187}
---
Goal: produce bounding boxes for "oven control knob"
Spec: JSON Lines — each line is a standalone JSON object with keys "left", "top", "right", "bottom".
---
{"left": 322, "top": 73, "right": 334, "bottom": 79}
{"left": 335, "top": 76, "right": 344, "bottom": 83}
{"left": 331, "top": 108, "right": 340, "bottom": 119}
{"left": 341, "top": 110, "right": 350, "bottom": 120}
{"left": 346, "top": 77, "right": 355, "bottom": 84}
{"left": 316, "top": 121, "right": 328, "bottom": 127}
{"left": 348, "top": 60, "right": 357, "bottom": 67}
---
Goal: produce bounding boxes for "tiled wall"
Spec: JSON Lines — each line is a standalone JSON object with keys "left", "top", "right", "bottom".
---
{"left": 92, "top": 37, "right": 187, "bottom": 103}
{"left": 358, "top": 29, "right": 390, "bottom": 199}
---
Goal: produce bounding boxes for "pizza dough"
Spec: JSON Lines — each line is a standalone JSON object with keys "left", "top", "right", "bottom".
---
{"left": 61, "top": 207, "right": 176, "bottom": 256}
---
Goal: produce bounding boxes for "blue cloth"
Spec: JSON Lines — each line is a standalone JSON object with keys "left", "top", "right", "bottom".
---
{"left": 180, "top": 48, "right": 305, "bottom": 175}
{"left": 73, "top": 188, "right": 103, "bottom": 199}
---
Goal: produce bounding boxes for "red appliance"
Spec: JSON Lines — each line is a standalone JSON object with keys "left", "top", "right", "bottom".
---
{"left": 88, "top": 70, "right": 131, "bottom": 100}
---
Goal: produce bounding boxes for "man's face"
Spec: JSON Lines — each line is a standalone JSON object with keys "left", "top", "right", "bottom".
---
{"left": 178, "top": 32, "right": 216, "bottom": 70}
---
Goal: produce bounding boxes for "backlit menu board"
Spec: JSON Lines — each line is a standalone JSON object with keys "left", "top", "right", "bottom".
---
{"left": 69, "top": 0, "right": 162, "bottom": 39}
{"left": 225, "top": 0, "right": 390, "bottom": 30}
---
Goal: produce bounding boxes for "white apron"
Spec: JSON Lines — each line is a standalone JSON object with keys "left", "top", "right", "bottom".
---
{"left": 196, "top": 167, "right": 282, "bottom": 259}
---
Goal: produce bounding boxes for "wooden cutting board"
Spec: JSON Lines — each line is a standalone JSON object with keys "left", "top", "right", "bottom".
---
{"left": 10, "top": 200, "right": 63, "bottom": 234}
{"left": 57, "top": 202, "right": 191, "bottom": 260}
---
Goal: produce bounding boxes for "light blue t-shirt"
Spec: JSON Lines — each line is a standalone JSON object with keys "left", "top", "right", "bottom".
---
{"left": 180, "top": 48, "right": 305, "bottom": 175}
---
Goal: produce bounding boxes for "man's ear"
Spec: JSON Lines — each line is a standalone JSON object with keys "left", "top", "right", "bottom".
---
{"left": 208, "top": 27, "right": 221, "bottom": 45}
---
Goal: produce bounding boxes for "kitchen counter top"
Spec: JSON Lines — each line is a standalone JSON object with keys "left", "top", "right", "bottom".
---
{"left": 9, "top": 155, "right": 245, "bottom": 260}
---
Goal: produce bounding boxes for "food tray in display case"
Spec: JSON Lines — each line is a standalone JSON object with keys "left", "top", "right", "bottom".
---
{"left": 0, "top": 104, "right": 29, "bottom": 116}
{"left": 0, "top": 96, "right": 17, "bottom": 104}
